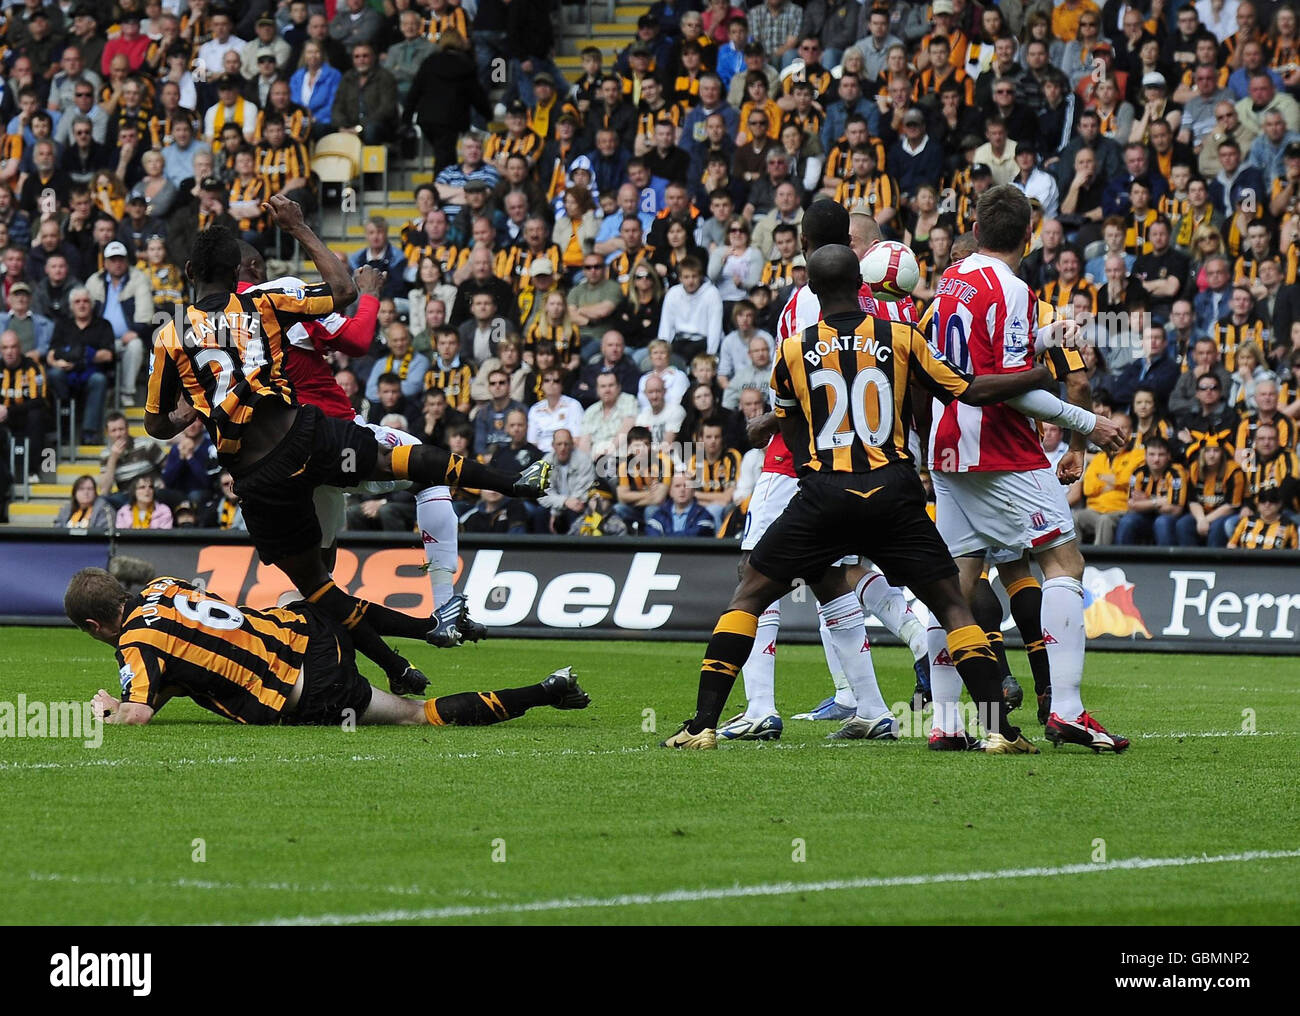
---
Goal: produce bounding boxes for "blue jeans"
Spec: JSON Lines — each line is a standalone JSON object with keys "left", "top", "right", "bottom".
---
{"left": 1208, "top": 512, "right": 1239, "bottom": 547}
{"left": 1175, "top": 512, "right": 1208, "bottom": 546}
{"left": 1116, "top": 511, "right": 1178, "bottom": 545}
{"left": 47, "top": 366, "right": 108, "bottom": 441}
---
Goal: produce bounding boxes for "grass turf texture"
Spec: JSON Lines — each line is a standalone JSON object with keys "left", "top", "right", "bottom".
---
{"left": 1, "top": 627, "right": 1297, "bottom": 926}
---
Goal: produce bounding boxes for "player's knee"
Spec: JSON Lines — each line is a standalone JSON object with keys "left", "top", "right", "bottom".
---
{"left": 1038, "top": 540, "right": 1084, "bottom": 580}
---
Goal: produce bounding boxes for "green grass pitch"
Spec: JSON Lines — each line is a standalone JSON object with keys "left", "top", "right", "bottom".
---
{"left": 1, "top": 627, "right": 1297, "bottom": 925}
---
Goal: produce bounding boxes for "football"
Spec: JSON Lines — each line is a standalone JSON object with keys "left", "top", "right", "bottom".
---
{"left": 860, "top": 240, "right": 921, "bottom": 300}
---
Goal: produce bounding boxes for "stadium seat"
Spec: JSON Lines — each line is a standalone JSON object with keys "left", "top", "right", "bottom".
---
{"left": 313, "top": 154, "right": 360, "bottom": 238}
{"left": 313, "top": 132, "right": 363, "bottom": 177}
{"left": 363, "top": 144, "right": 389, "bottom": 196}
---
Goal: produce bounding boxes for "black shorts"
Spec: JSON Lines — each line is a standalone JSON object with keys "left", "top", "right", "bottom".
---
{"left": 748, "top": 463, "right": 959, "bottom": 590}
{"left": 233, "top": 403, "right": 380, "bottom": 564}
{"left": 281, "top": 604, "right": 374, "bottom": 726}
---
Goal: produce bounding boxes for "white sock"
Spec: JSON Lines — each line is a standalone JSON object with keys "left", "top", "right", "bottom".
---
{"left": 819, "top": 613, "right": 856, "bottom": 707}
{"left": 417, "top": 486, "right": 458, "bottom": 607}
{"left": 741, "top": 601, "right": 780, "bottom": 718}
{"left": 928, "top": 625, "right": 965, "bottom": 735}
{"left": 818, "top": 594, "right": 888, "bottom": 719}
{"left": 856, "top": 572, "right": 928, "bottom": 661}
{"left": 1042, "top": 575, "right": 1086, "bottom": 719}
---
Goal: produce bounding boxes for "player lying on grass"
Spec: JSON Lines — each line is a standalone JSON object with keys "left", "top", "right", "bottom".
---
{"left": 65, "top": 569, "right": 589, "bottom": 727}
{"left": 144, "top": 204, "right": 551, "bottom": 698}
{"left": 663, "top": 245, "right": 1080, "bottom": 752}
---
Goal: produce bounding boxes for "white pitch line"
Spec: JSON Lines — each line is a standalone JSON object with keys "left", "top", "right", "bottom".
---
{"left": 0, "top": 730, "right": 1287, "bottom": 771}
{"left": 242, "top": 848, "right": 1300, "bottom": 926}
{"left": 25, "top": 871, "right": 499, "bottom": 900}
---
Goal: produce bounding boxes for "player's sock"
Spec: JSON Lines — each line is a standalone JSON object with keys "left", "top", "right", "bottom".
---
{"left": 689, "top": 609, "right": 758, "bottom": 733}
{"left": 817, "top": 594, "right": 888, "bottom": 719}
{"left": 927, "top": 625, "right": 965, "bottom": 734}
{"left": 818, "top": 614, "right": 856, "bottom": 708}
{"left": 972, "top": 578, "right": 1011, "bottom": 677}
{"left": 1042, "top": 575, "right": 1086, "bottom": 718}
{"left": 423, "top": 685, "right": 552, "bottom": 726}
{"left": 392, "top": 444, "right": 519, "bottom": 496}
{"left": 306, "top": 579, "right": 409, "bottom": 679}
{"left": 1006, "top": 576, "right": 1051, "bottom": 695}
{"left": 947, "top": 623, "right": 1015, "bottom": 738}
{"left": 740, "top": 602, "right": 780, "bottom": 718}
{"left": 856, "top": 572, "right": 927, "bottom": 661}
{"left": 416, "top": 485, "right": 458, "bottom": 607}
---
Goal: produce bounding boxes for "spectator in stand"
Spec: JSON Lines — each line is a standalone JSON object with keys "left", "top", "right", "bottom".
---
{"left": 407, "top": 34, "right": 492, "bottom": 175}
{"left": 470, "top": 337, "right": 531, "bottom": 407}
{"left": 362, "top": 370, "right": 417, "bottom": 429}
{"left": 0, "top": 328, "right": 48, "bottom": 481}
{"left": 568, "top": 479, "right": 629, "bottom": 536}
{"left": 347, "top": 217, "right": 408, "bottom": 302}
{"left": 611, "top": 265, "right": 665, "bottom": 357}
{"left": 1178, "top": 438, "right": 1247, "bottom": 546}
{"left": 1071, "top": 410, "right": 1143, "bottom": 544}
{"left": 567, "top": 251, "right": 623, "bottom": 348}
{"left": 384, "top": 10, "right": 434, "bottom": 104}
{"left": 616, "top": 425, "right": 671, "bottom": 531}
{"left": 1228, "top": 485, "right": 1299, "bottom": 548}
{"left": 85, "top": 242, "right": 150, "bottom": 407}
{"left": 572, "top": 330, "right": 641, "bottom": 408}
{"left": 53, "top": 475, "right": 113, "bottom": 531}
{"left": 1109, "top": 325, "right": 1181, "bottom": 411}
{"left": 527, "top": 368, "right": 584, "bottom": 454}
{"left": 473, "top": 368, "right": 526, "bottom": 458}
{"left": 0, "top": 280, "right": 54, "bottom": 360}
{"left": 687, "top": 419, "right": 742, "bottom": 530}
{"left": 461, "top": 486, "right": 529, "bottom": 534}
{"left": 1170, "top": 336, "right": 1234, "bottom": 416}
{"left": 538, "top": 428, "right": 596, "bottom": 533}
{"left": 636, "top": 371, "right": 687, "bottom": 450}
{"left": 580, "top": 369, "right": 639, "bottom": 464}
{"left": 647, "top": 471, "right": 717, "bottom": 537}
{"left": 45, "top": 286, "right": 114, "bottom": 443}
{"left": 1176, "top": 371, "right": 1241, "bottom": 458}
{"left": 160, "top": 418, "right": 217, "bottom": 510}
{"left": 657, "top": 256, "right": 724, "bottom": 365}
{"left": 290, "top": 40, "right": 343, "bottom": 140}
{"left": 330, "top": 0, "right": 384, "bottom": 50}
{"left": 414, "top": 388, "right": 466, "bottom": 449}
{"left": 97, "top": 409, "right": 165, "bottom": 512}
{"left": 1116, "top": 437, "right": 1189, "bottom": 545}
{"left": 724, "top": 334, "right": 775, "bottom": 411}
{"left": 483, "top": 408, "right": 542, "bottom": 480}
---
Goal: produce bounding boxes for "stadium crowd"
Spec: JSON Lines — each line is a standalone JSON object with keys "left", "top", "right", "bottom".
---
{"left": 0, "top": 0, "right": 1297, "bottom": 550}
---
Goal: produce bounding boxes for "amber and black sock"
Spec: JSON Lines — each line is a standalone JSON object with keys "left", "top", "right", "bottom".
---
{"left": 1006, "top": 576, "right": 1051, "bottom": 695}
{"left": 687, "top": 609, "right": 758, "bottom": 733}
{"left": 972, "top": 577, "right": 1012, "bottom": 678}
{"left": 947, "top": 623, "right": 1016, "bottom": 738}
{"left": 423, "top": 685, "right": 553, "bottom": 726}
{"left": 306, "top": 580, "right": 409, "bottom": 679}
{"left": 391, "top": 443, "right": 521, "bottom": 496}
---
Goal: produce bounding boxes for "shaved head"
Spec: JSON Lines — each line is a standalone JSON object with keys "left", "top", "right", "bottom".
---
{"left": 951, "top": 232, "right": 978, "bottom": 259}
{"left": 849, "top": 213, "right": 881, "bottom": 258}
{"left": 236, "top": 241, "right": 265, "bottom": 285}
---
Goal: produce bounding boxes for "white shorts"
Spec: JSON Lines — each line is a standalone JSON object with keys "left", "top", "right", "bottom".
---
{"left": 741, "top": 471, "right": 799, "bottom": 551}
{"left": 932, "top": 466, "right": 1076, "bottom": 563}
{"left": 741, "top": 470, "right": 857, "bottom": 566}
{"left": 312, "top": 416, "right": 419, "bottom": 548}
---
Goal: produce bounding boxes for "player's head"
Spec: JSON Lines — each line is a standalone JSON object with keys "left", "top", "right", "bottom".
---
{"left": 973, "top": 185, "right": 1032, "bottom": 259}
{"left": 187, "top": 224, "right": 240, "bottom": 290}
{"left": 801, "top": 199, "right": 851, "bottom": 255}
{"left": 807, "top": 244, "right": 863, "bottom": 310}
{"left": 848, "top": 213, "right": 881, "bottom": 259}
{"left": 64, "top": 567, "right": 130, "bottom": 645}
{"left": 236, "top": 240, "right": 265, "bottom": 285}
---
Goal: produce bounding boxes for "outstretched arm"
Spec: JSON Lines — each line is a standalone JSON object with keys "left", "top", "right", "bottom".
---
{"left": 263, "top": 194, "right": 357, "bottom": 310}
